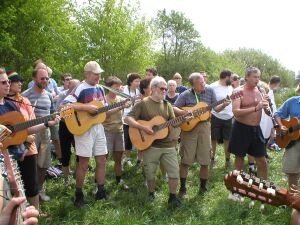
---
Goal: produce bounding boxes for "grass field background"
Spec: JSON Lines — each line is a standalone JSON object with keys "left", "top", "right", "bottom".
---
{"left": 39, "top": 146, "right": 291, "bottom": 225}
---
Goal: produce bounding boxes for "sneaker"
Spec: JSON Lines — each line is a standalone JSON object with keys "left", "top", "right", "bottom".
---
{"left": 199, "top": 186, "right": 208, "bottom": 195}
{"left": 178, "top": 188, "right": 187, "bottom": 198}
{"left": 118, "top": 179, "right": 129, "bottom": 190}
{"left": 268, "top": 143, "right": 281, "bottom": 151}
{"left": 39, "top": 190, "right": 50, "bottom": 201}
{"left": 74, "top": 191, "right": 84, "bottom": 208}
{"left": 95, "top": 189, "right": 107, "bottom": 200}
{"left": 228, "top": 192, "right": 244, "bottom": 202}
{"left": 92, "top": 183, "right": 98, "bottom": 195}
{"left": 168, "top": 196, "right": 181, "bottom": 208}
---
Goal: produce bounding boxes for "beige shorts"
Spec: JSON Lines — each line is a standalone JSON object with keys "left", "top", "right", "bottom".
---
{"left": 105, "top": 131, "right": 125, "bottom": 152}
{"left": 50, "top": 124, "right": 59, "bottom": 141}
{"left": 180, "top": 121, "right": 211, "bottom": 166}
{"left": 75, "top": 124, "right": 107, "bottom": 157}
{"left": 35, "top": 129, "right": 51, "bottom": 169}
{"left": 143, "top": 146, "right": 179, "bottom": 180}
{"left": 282, "top": 140, "right": 300, "bottom": 174}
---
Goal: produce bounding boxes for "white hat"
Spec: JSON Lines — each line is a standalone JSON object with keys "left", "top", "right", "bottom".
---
{"left": 84, "top": 61, "right": 104, "bottom": 74}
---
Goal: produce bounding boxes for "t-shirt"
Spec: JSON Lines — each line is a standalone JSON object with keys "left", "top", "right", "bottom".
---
{"left": 10, "top": 95, "right": 38, "bottom": 156}
{"left": 174, "top": 87, "right": 217, "bottom": 108}
{"left": 165, "top": 93, "right": 179, "bottom": 105}
{"left": 176, "top": 85, "right": 188, "bottom": 94}
{"left": 63, "top": 81, "right": 105, "bottom": 104}
{"left": 209, "top": 81, "right": 233, "bottom": 120}
{"left": 103, "top": 96, "right": 124, "bottom": 133}
{"left": 127, "top": 97, "right": 176, "bottom": 148}
{"left": 0, "top": 100, "right": 24, "bottom": 159}
{"left": 122, "top": 85, "right": 140, "bottom": 124}
{"left": 22, "top": 88, "right": 54, "bottom": 118}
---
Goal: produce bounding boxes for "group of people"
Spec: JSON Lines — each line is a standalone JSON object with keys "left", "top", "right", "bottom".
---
{"left": 0, "top": 59, "right": 300, "bottom": 224}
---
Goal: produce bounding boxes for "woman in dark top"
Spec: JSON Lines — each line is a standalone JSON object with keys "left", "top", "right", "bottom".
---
{"left": 165, "top": 80, "right": 179, "bottom": 105}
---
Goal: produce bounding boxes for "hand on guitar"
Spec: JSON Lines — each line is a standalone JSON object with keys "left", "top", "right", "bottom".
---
{"left": 26, "top": 135, "right": 35, "bottom": 143}
{"left": 0, "top": 197, "right": 39, "bottom": 225}
{"left": 82, "top": 104, "right": 99, "bottom": 114}
{"left": 141, "top": 125, "right": 154, "bottom": 135}
{"left": 223, "top": 99, "right": 231, "bottom": 107}
{"left": 47, "top": 115, "right": 61, "bottom": 127}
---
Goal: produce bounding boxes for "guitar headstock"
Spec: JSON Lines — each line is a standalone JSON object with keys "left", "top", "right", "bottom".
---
{"left": 230, "top": 91, "right": 243, "bottom": 100}
{"left": 224, "top": 170, "right": 300, "bottom": 210}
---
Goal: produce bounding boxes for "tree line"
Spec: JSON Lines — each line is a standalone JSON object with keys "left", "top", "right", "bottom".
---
{"left": 0, "top": 0, "right": 295, "bottom": 87}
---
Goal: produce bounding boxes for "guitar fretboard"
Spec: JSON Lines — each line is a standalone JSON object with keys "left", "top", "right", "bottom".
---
{"left": 154, "top": 113, "right": 191, "bottom": 131}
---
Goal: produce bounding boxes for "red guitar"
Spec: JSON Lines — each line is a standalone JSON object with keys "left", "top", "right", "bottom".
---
{"left": 224, "top": 170, "right": 300, "bottom": 211}
{"left": 0, "top": 126, "right": 27, "bottom": 225}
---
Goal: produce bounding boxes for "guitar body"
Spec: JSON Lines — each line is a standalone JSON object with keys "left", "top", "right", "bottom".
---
{"left": 61, "top": 100, "right": 106, "bottom": 136}
{"left": 180, "top": 102, "right": 211, "bottom": 132}
{"left": 129, "top": 116, "right": 169, "bottom": 151}
{"left": 0, "top": 111, "right": 28, "bottom": 150}
{"left": 275, "top": 118, "right": 300, "bottom": 148}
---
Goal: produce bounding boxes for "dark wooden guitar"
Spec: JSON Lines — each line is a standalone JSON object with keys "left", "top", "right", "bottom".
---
{"left": 275, "top": 117, "right": 300, "bottom": 148}
{"left": 0, "top": 126, "right": 26, "bottom": 225}
{"left": 129, "top": 113, "right": 192, "bottom": 151}
{"left": 180, "top": 91, "right": 243, "bottom": 132}
{"left": 224, "top": 170, "right": 300, "bottom": 211}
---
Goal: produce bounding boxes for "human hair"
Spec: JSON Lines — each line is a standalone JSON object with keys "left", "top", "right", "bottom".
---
{"left": 269, "top": 75, "right": 281, "bottom": 85}
{"left": 146, "top": 68, "right": 157, "bottom": 76}
{"left": 105, "top": 76, "right": 122, "bottom": 87}
{"left": 150, "top": 76, "right": 167, "bottom": 89}
{"left": 258, "top": 81, "right": 270, "bottom": 94}
{"left": 245, "top": 66, "right": 261, "bottom": 77}
{"left": 173, "top": 72, "right": 182, "bottom": 79}
{"left": 61, "top": 73, "right": 72, "bottom": 81}
{"left": 168, "top": 80, "right": 177, "bottom": 87}
{"left": 127, "top": 73, "right": 141, "bottom": 86}
{"left": 188, "top": 72, "right": 202, "bottom": 85}
{"left": 0, "top": 67, "right": 6, "bottom": 75}
{"left": 139, "top": 79, "right": 151, "bottom": 95}
{"left": 220, "top": 69, "right": 232, "bottom": 79}
{"left": 32, "top": 59, "right": 44, "bottom": 69}
{"left": 32, "top": 68, "right": 47, "bottom": 77}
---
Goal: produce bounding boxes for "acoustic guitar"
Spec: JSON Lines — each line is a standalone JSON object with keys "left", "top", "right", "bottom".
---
{"left": 0, "top": 111, "right": 59, "bottom": 150}
{"left": 275, "top": 117, "right": 300, "bottom": 148}
{"left": 61, "top": 96, "right": 140, "bottom": 135}
{"left": 0, "top": 126, "right": 26, "bottom": 225}
{"left": 224, "top": 170, "right": 300, "bottom": 211}
{"left": 129, "top": 113, "right": 192, "bottom": 151}
{"left": 180, "top": 91, "right": 243, "bottom": 132}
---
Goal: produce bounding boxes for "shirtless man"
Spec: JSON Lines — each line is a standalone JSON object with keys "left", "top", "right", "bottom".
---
{"left": 228, "top": 67, "right": 269, "bottom": 201}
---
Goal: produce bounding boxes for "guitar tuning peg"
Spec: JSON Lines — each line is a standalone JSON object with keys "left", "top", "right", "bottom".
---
{"left": 237, "top": 175, "right": 244, "bottom": 184}
{"left": 260, "top": 204, "right": 265, "bottom": 212}
{"left": 248, "top": 179, "right": 253, "bottom": 187}
{"left": 249, "top": 200, "right": 255, "bottom": 208}
{"left": 259, "top": 182, "right": 263, "bottom": 191}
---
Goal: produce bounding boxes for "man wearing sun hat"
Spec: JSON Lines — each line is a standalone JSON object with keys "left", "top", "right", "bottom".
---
{"left": 62, "top": 61, "right": 124, "bottom": 208}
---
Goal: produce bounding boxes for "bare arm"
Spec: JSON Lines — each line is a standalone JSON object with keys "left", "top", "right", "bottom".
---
{"left": 124, "top": 116, "right": 153, "bottom": 134}
{"left": 173, "top": 106, "right": 187, "bottom": 116}
{"left": 232, "top": 97, "right": 256, "bottom": 117}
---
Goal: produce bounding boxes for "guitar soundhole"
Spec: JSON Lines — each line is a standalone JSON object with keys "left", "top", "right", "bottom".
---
{"left": 152, "top": 125, "right": 159, "bottom": 132}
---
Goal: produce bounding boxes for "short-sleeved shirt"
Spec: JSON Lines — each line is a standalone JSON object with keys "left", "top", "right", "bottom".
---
{"left": 10, "top": 95, "right": 38, "bottom": 156}
{"left": 165, "top": 93, "right": 179, "bottom": 105}
{"left": 274, "top": 96, "right": 300, "bottom": 119}
{"left": 63, "top": 81, "right": 105, "bottom": 105}
{"left": 103, "top": 96, "right": 124, "bottom": 133}
{"left": 122, "top": 85, "right": 140, "bottom": 124}
{"left": 174, "top": 87, "right": 217, "bottom": 108}
{"left": 127, "top": 97, "right": 176, "bottom": 148}
{"left": 176, "top": 85, "right": 188, "bottom": 94}
{"left": 22, "top": 88, "right": 54, "bottom": 118}
{"left": 209, "top": 81, "right": 233, "bottom": 120}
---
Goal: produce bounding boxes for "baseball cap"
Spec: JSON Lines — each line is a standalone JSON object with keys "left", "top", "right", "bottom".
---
{"left": 84, "top": 61, "right": 104, "bottom": 74}
{"left": 6, "top": 71, "right": 23, "bottom": 82}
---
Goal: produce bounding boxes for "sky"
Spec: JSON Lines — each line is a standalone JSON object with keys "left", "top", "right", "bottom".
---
{"left": 138, "top": 0, "right": 300, "bottom": 73}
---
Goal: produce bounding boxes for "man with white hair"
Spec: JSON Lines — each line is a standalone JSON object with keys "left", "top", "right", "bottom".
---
{"left": 174, "top": 72, "right": 230, "bottom": 196}
{"left": 125, "top": 76, "right": 181, "bottom": 208}
{"left": 62, "top": 61, "right": 123, "bottom": 208}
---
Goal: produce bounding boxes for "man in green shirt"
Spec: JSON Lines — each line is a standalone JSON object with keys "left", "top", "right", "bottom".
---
{"left": 125, "top": 76, "right": 181, "bottom": 208}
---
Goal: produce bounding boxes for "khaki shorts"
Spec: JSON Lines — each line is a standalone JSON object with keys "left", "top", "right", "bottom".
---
{"left": 35, "top": 129, "right": 51, "bottom": 169}
{"left": 180, "top": 121, "right": 211, "bottom": 166}
{"left": 105, "top": 131, "right": 125, "bottom": 152}
{"left": 143, "top": 146, "right": 179, "bottom": 180}
{"left": 283, "top": 140, "right": 300, "bottom": 174}
{"left": 50, "top": 124, "right": 59, "bottom": 141}
{"left": 75, "top": 124, "right": 107, "bottom": 157}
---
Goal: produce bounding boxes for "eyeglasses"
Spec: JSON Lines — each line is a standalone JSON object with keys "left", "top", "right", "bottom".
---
{"left": 40, "top": 77, "right": 49, "bottom": 81}
{"left": 64, "top": 78, "right": 72, "bottom": 81}
{"left": 159, "top": 87, "right": 167, "bottom": 92}
{"left": 174, "top": 77, "right": 181, "bottom": 80}
{"left": 0, "top": 80, "right": 11, "bottom": 85}
{"left": 233, "top": 77, "right": 240, "bottom": 81}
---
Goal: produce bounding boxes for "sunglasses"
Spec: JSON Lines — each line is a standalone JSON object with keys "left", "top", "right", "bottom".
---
{"left": 233, "top": 77, "right": 240, "bottom": 81}
{"left": 40, "top": 77, "right": 49, "bottom": 81}
{"left": 159, "top": 87, "right": 167, "bottom": 92}
{"left": 0, "top": 80, "right": 11, "bottom": 85}
{"left": 64, "top": 78, "right": 72, "bottom": 81}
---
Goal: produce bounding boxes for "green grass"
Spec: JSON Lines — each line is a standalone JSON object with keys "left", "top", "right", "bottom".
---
{"left": 39, "top": 146, "right": 291, "bottom": 225}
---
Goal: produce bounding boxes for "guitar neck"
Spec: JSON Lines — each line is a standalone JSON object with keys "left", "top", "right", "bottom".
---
{"left": 97, "top": 99, "right": 128, "bottom": 114}
{"left": 157, "top": 114, "right": 189, "bottom": 130}
{"left": 12, "top": 113, "right": 57, "bottom": 132}
{"left": 194, "top": 98, "right": 225, "bottom": 116}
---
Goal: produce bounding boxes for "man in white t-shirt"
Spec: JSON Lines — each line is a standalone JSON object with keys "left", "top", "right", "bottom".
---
{"left": 209, "top": 70, "right": 233, "bottom": 167}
